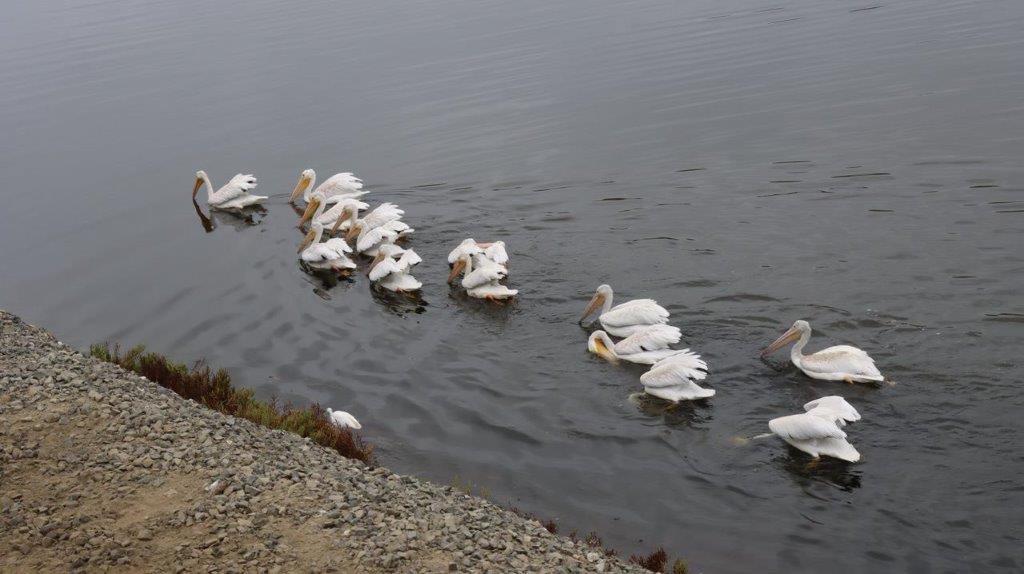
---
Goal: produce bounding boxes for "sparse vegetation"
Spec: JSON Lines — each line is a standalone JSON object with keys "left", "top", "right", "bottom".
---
{"left": 89, "top": 343, "right": 373, "bottom": 464}
{"left": 629, "top": 548, "right": 668, "bottom": 572}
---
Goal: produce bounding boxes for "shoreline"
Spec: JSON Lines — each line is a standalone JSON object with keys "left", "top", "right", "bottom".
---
{"left": 0, "top": 311, "right": 647, "bottom": 573}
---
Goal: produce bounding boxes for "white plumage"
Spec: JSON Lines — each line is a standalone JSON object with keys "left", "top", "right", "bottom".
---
{"left": 639, "top": 350, "right": 713, "bottom": 401}
{"left": 354, "top": 225, "right": 399, "bottom": 257}
{"left": 326, "top": 408, "right": 362, "bottom": 430}
{"left": 369, "top": 244, "right": 422, "bottom": 292}
{"left": 767, "top": 396, "right": 861, "bottom": 462}
{"left": 448, "top": 252, "right": 517, "bottom": 300}
{"left": 762, "top": 320, "right": 884, "bottom": 383}
{"left": 447, "top": 239, "right": 510, "bottom": 266}
{"left": 587, "top": 330, "right": 687, "bottom": 365}
{"left": 192, "top": 170, "right": 267, "bottom": 210}
{"left": 579, "top": 284, "right": 670, "bottom": 337}
{"left": 299, "top": 192, "right": 366, "bottom": 231}
{"left": 298, "top": 223, "right": 356, "bottom": 273}
{"left": 290, "top": 169, "right": 367, "bottom": 204}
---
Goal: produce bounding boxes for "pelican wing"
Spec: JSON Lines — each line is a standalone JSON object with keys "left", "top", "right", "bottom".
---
{"left": 396, "top": 249, "right": 422, "bottom": 269}
{"left": 462, "top": 262, "right": 506, "bottom": 290}
{"left": 317, "top": 172, "right": 363, "bottom": 197}
{"left": 210, "top": 173, "right": 257, "bottom": 204}
{"left": 640, "top": 352, "right": 708, "bottom": 388}
{"left": 301, "top": 243, "right": 339, "bottom": 263}
{"left": 363, "top": 203, "right": 404, "bottom": 229}
{"left": 448, "top": 239, "right": 481, "bottom": 263}
{"left": 768, "top": 413, "right": 846, "bottom": 441}
{"left": 369, "top": 257, "right": 402, "bottom": 281}
{"left": 356, "top": 226, "right": 398, "bottom": 253}
{"left": 804, "top": 396, "right": 861, "bottom": 424}
{"left": 484, "top": 241, "right": 509, "bottom": 265}
{"left": 601, "top": 299, "right": 669, "bottom": 327}
{"left": 613, "top": 324, "right": 682, "bottom": 355}
{"left": 802, "top": 345, "right": 883, "bottom": 380}
{"left": 322, "top": 237, "right": 353, "bottom": 255}
{"left": 383, "top": 219, "right": 414, "bottom": 236}
{"left": 328, "top": 409, "right": 362, "bottom": 429}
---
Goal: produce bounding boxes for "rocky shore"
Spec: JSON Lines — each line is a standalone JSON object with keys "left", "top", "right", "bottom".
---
{"left": 0, "top": 311, "right": 648, "bottom": 573}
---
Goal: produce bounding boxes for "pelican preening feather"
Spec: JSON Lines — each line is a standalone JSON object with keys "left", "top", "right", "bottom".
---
{"left": 761, "top": 320, "right": 884, "bottom": 384}
{"left": 192, "top": 170, "right": 267, "bottom": 210}
{"left": 290, "top": 169, "right": 366, "bottom": 204}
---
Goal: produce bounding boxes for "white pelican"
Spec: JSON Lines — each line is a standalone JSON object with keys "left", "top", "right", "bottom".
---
{"left": 368, "top": 244, "right": 423, "bottom": 292}
{"left": 351, "top": 224, "right": 399, "bottom": 257}
{"left": 448, "top": 253, "right": 518, "bottom": 300}
{"left": 579, "top": 284, "right": 670, "bottom": 337}
{"left": 298, "top": 191, "right": 368, "bottom": 230}
{"left": 447, "top": 239, "right": 509, "bottom": 266}
{"left": 298, "top": 222, "right": 356, "bottom": 273}
{"left": 326, "top": 408, "right": 362, "bottom": 430}
{"left": 289, "top": 169, "right": 366, "bottom": 204}
{"left": 639, "top": 350, "right": 713, "bottom": 401}
{"left": 340, "top": 203, "right": 410, "bottom": 239}
{"left": 192, "top": 171, "right": 267, "bottom": 210}
{"left": 586, "top": 326, "right": 684, "bottom": 364}
{"left": 767, "top": 396, "right": 861, "bottom": 462}
{"left": 761, "top": 320, "right": 884, "bottom": 384}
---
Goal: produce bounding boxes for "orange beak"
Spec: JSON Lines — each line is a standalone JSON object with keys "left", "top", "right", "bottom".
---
{"left": 579, "top": 293, "right": 605, "bottom": 324}
{"left": 192, "top": 177, "right": 203, "bottom": 199}
{"left": 289, "top": 175, "right": 311, "bottom": 203}
{"left": 761, "top": 327, "right": 801, "bottom": 357}
{"left": 447, "top": 259, "right": 467, "bottom": 284}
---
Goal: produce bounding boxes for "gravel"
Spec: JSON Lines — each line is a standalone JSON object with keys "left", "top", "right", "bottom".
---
{"left": 0, "top": 311, "right": 646, "bottom": 573}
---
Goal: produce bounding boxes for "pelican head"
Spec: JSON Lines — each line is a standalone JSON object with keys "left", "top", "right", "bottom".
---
{"left": 587, "top": 331, "right": 619, "bottom": 363}
{"left": 298, "top": 192, "right": 324, "bottom": 225}
{"left": 331, "top": 204, "right": 359, "bottom": 235}
{"left": 344, "top": 216, "right": 363, "bottom": 242}
{"left": 297, "top": 225, "right": 319, "bottom": 254}
{"left": 579, "top": 284, "right": 613, "bottom": 324}
{"left": 447, "top": 254, "right": 469, "bottom": 284}
{"left": 761, "top": 320, "right": 811, "bottom": 357}
{"left": 192, "top": 170, "right": 208, "bottom": 199}
{"left": 290, "top": 169, "right": 315, "bottom": 203}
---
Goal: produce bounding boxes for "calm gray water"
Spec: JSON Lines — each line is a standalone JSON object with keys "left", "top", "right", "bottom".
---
{"left": 2, "top": 0, "right": 1023, "bottom": 571}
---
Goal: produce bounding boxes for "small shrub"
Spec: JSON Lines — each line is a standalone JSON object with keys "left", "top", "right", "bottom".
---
{"left": 630, "top": 548, "right": 668, "bottom": 573}
{"left": 89, "top": 343, "right": 372, "bottom": 464}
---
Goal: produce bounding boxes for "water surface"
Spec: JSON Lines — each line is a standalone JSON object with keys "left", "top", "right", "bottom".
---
{"left": 2, "top": 0, "right": 1023, "bottom": 571}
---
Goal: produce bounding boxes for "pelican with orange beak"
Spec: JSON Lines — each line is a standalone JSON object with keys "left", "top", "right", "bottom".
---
{"left": 297, "top": 222, "right": 357, "bottom": 274}
{"left": 298, "top": 191, "right": 367, "bottom": 231}
{"left": 761, "top": 320, "right": 884, "bottom": 384}
{"left": 368, "top": 244, "right": 422, "bottom": 292}
{"left": 289, "top": 169, "right": 367, "bottom": 205}
{"left": 579, "top": 284, "right": 669, "bottom": 337}
{"left": 448, "top": 253, "right": 517, "bottom": 300}
{"left": 192, "top": 170, "right": 267, "bottom": 210}
{"left": 586, "top": 326, "right": 685, "bottom": 364}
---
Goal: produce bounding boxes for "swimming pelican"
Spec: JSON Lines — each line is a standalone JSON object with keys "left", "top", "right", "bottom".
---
{"left": 297, "top": 222, "right": 356, "bottom": 273}
{"left": 448, "top": 253, "right": 518, "bottom": 300}
{"left": 298, "top": 191, "right": 368, "bottom": 230}
{"left": 639, "top": 350, "right": 713, "bottom": 401}
{"left": 761, "top": 320, "right": 884, "bottom": 384}
{"left": 341, "top": 203, "right": 412, "bottom": 241}
{"left": 326, "top": 408, "right": 362, "bottom": 430}
{"left": 586, "top": 326, "right": 684, "bottom": 364}
{"left": 767, "top": 396, "right": 861, "bottom": 462}
{"left": 369, "top": 244, "right": 423, "bottom": 292}
{"left": 350, "top": 224, "right": 399, "bottom": 257}
{"left": 192, "top": 171, "right": 267, "bottom": 210}
{"left": 289, "top": 169, "right": 366, "bottom": 204}
{"left": 579, "top": 284, "right": 670, "bottom": 337}
{"left": 447, "top": 239, "right": 509, "bottom": 266}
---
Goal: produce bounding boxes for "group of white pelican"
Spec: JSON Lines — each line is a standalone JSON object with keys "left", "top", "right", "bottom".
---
{"left": 579, "top": 285, "right": 883, "bottom": 462}
{"left": 192, "top": 169, "right": 884, "bottom": 461}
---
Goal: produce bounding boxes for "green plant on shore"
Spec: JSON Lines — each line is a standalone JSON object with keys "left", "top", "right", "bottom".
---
{"left": 89, "top": 343, "right": 373, "bottom": 464}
